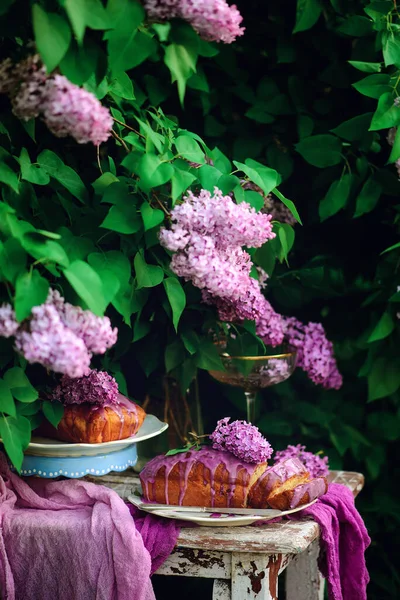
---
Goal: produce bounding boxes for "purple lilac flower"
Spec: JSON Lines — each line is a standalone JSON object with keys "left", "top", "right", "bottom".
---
{"left": 144, "top": 0, "right": 244, "bottom": 44}
{"left": 14, "top": 304, "right": 91, "bottom": 378}
{"left": 274, "top": 444, "right": 329, "bottom": 478}
{"left": 159, "top": 187, "right": 275, "bottom": 321}
{"left": 256, "top": 266, "right": 269, "bottom": 290}
{"left": 0, "top": 304, "right": 19, "bottom": 338}
{"left": 255, "top": 298, "right": 285, "bottom": 347}
{"left": 51, "top": 369, "right": 119, "bottom": 406}
{"left": 283, "top": 317, "right": 342, "bottom": 389}
{"left": 210, "top": 417, "right": 273, "bottom": 463}
{"left": 11, "top": 55, "right": 48, "bottom": 120}
{"left": 47, "top": 289, "right": 118, "bottom": 353}
{"left": 42, "top": 75, "right": 113, "bottom": 145}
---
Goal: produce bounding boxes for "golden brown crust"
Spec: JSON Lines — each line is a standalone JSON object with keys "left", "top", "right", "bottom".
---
{"left": 36, "top": 402, "right": 146, "bottom": 443}
{"left": 267, "top": 476, "right": 328, "bottom": 511}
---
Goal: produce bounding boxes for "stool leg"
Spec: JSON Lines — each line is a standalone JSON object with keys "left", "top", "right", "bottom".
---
{"left": 285, "top": 539, "right": 324, "bottom": 600}
{"left": 231, "top": 552, "right": 289, "bottom": 599}
{"left": 213, "top": 579, "right": 231, "bottom": 600}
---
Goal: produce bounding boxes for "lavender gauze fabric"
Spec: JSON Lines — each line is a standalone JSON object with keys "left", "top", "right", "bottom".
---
{"left": 287, "top": 482, "right": 371, "bottom": 600}
{"left": 0, "top": 453, "right": 155, "bottom": 600}
{"left": 127, "top": 505, "right": 180, "bottom": 575}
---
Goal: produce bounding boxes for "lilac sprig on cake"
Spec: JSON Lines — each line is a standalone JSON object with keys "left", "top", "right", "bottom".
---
{"left": 52, "top": 369, "right": 119, "bottom": 406}
{"left": 210, "top": 417, "right": 273, "bottom": 463}
{"left": 274, "top": 444, "right": 329, "bottom": 478}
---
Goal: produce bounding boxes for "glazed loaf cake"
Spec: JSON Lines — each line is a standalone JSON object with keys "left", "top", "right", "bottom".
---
{"left": 37, "top": 394, "right": 146, "bottom": 443}
{"left": 140, "top": 448, "right": 328, "bottom": 510}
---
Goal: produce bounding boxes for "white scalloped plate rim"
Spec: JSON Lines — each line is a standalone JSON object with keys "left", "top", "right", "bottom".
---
{"left": 1, "top": 415, "right": 168, "bottom": 458}
{"left": 128, "top": 497, "right": 318, "bottom": 527}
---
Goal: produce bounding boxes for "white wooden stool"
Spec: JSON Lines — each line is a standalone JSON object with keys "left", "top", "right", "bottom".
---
{"left": 94, "top": 470, "right": 364, "bottom": 600}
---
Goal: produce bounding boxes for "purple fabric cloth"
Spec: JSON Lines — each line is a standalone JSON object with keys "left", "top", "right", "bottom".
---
{"left": 127, "top": 505, "right": 180, "bottom": 575}
{"left": 287, "top": 483, "right": 370, "bottom": 600}
{"left": 0, "top": 454, "right": 155, "bottom": 600}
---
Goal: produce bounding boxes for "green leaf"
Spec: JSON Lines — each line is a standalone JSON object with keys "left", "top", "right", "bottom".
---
{"left": 18, "top": 148, "right": 50, "bottom": 185}
{"left": 381, "top": 241, "right": 400, "bottom": 255}
{"left": 369, "top": 93, "right": 400, "bottom": 130}
{"left": 293, "top": 0, "right": 322, "bottom": 33}
{"left": 0, "top": 415, "right": 31, "bottom": 472}
{"left": 195, "top": 340, "right": 224, "bottom": 371}
{"left": 37, "top": 150, "right": 87, "bottom": 201}
{"left": 15, "top": 270, "right": 49, "bottom": 321}
{"left": 136, "top": 154, "right": 174, "bottom": 190}
{"left": 382, "top": 32, "right": 400, "bottom": 68}
{"left": 101, "top": 204, "right": 142, "bottom": 235}
{"left": 245, "top": 106, "right": 274, "bottom": 124}
{"left": 319, "top": 174, "right": 352, "bottom": 221}
{"left": 109, "top": 71, "right": 135, "bottom": 100}
{"left": 107, "top": 0, "right": 147, "bottom": 72}
{"left": 0, "top": 379, "right": 16, "bottom": 417}
{"left": 64, "top": 260, "right": 107, "bottom": 315}
{"left": 171, "top": 169, "right": 196, "bottom": 203}
{"left": 368, "top": 357, "right": 400, "bottom": 401}
{"left": 64, "top": 0, "right": 86, "bottom": 43}
{"left": 92, "top": 172, "right": 119, "bottom": 194}
{"left": 348, "top": 61, "right": 382, "bottom": 73}
{"left": 165, "top": 339, "right": 186, "bottom": 372}
{"left": 88, "top": 251, "right": 131, "bottom": 289}
{"left": 352, "top": 74, "right": 391, "bottom": 99}
{"left": 164, "top": 43, "right": 197, "bottom": 104}
{"left": 0, "top": 161, "right": 19, "bottom": 193}
{"left": 337, "top": 16, "right": 373, "bottom": 36}
{"left": 233, "top": 160, "right": 279, "bottom": 196}
{"left": 295, "top": 134, "right": 342, "bottom": 168}
{"left": 140, "top": 203, "right": 165, "bottom": 231}
{"left": 368, "top": 312, "right": 394, "bottom": 343}
{"left": 272, "top": 188, "right": 302, "bottom": 224}
{"left": 0, "top": 238, "right": 26, "bottom": 284}
{"left": 134, "top": 252, "right": 164, "bottom": 289}
{"left": 354, "top": 176, "right": 382, "bottom": 218}
{"left": 110, "top": 30, "right": 156, "bottom": 72}
{"left": 22, "top": 234, "right": 70, "bottom": 268}
{"left": 175, "top": 135, "right": 205, "bottom": 163}
{"left": 32, "top": 5, "right": 71, "bottom": 72}
{"left": 330, "top": 113, "right": 373, "bottom": 141}
{"left": 42, "top": 400, "right": 64, "bottom": 428}
{"left": 163, "top": 278, "right": 186, "bottom": 331}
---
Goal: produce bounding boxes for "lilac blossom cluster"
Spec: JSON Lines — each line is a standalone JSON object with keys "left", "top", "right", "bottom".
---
{"left": 52, "top": 369, "right": 119, "bottom": 406}
{"left": 143, "top": 0, "right": 244, "bottom": 44}
{"left": 210, "top": 417, "right": 273, "bottom": 463}
{"left": 0, "top": 290, "right": 117, "bottom": 378}
{"left": 0, "top": 56, "right": 112, "bottom": 145}
{"left": 255, "top": 298, "right": 285, "bottom": 347}
{"left": 159, "top": 187, "right": 275, "bottom": 321}
{"left": 283, "top": 318, "right": 342, "bottom": 389}
{"left": 274, "top": 444, "right": 329, "bottom": 478}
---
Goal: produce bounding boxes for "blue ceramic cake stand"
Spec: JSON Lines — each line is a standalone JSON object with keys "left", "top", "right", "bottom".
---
{"left": 19, "top": 444, "right": 138, "bottom": 478}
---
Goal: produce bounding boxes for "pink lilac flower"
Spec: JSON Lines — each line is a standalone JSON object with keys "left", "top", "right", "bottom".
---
{"left": 274, "top": 444, "right": 329, "bottom": 478}
{"left": 47, "top": 289, "right": 118, "bottom": 354}
{"left": 0, "top": 304, "right": 19, "bottom": 338}
{"left": 159, "top": 187, "right": 274, "bottom": 321}
{"left": 11, "top": 55, "right": 48, "bottom": 120}
{"left": 259, "top": 358, "right": 291, "bottom": 385}
{"left": 42, "top": 75, "right": 113, "bottom": 145}
{"left": 256, "top": 266, "right": 269, "bottom": 290}
{"left": 14, "top": 304, "right": 91, "bottom": 378}
{"left": 52, "top": 369, "right": 119, "bottom": 406}
{"left": 210, "top": 417, "right": 273, "bottom": 463}
{"left": 283, "top": 317, "right": 342, "bottom": 389}
{"left": 144, "top": 0, "right": 244, "bottom": 44}
{"left": 255, "top": 298, "right": 285, "bottom": 347}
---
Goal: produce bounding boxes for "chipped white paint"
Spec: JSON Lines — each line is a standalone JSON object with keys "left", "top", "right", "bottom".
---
{"left": 213, "top": 579, "right": 231, "bottom": 600}
{"left": 156, "top": 548, "right": 231, "bottom": 579}
{"left": 285, "top": 539, "right": 324, "bottom": 600}
{"left": 96, "top": 470, "right": 365, "bottom": 600}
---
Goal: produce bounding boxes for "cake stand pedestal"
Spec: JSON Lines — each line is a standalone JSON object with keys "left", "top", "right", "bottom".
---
{"left": 17, "top": 444, "right": 138, "bottom": 479}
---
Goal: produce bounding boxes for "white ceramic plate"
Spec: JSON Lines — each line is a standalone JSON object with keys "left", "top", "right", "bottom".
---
{"left": 18, "top": 415, "right": 168, "bottom": 458}
{"left": 128, "top": 497, "right": 318, "bottom": 527}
